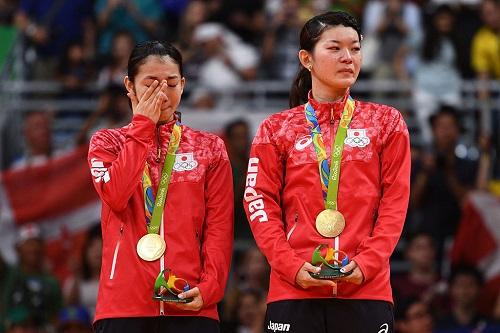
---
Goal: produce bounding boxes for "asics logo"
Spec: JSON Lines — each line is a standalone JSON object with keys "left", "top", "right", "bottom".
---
{"left": 378, "top": 323, "right": 389, "bottom": 333}
{"left": 295, "top": 135, "right": 312, "bottom": 151}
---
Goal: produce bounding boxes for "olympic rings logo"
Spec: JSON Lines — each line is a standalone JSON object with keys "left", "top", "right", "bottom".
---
{"left": 344, "top": 136, "right": 370, "bottom": 146}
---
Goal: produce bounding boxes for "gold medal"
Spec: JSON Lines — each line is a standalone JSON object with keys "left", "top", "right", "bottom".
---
{"left": 137, "top": 233, "right": 166, "bottom": 261}
{"left": 315, "top": 209, "right": 345, "bottom": 238}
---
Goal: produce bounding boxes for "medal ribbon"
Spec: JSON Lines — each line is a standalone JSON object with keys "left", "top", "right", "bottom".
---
{"left": 304, "top": 95, "right": 355, "bottom": 210}
{"left": 142, "top": 123, "right": 182, "bottom": 234}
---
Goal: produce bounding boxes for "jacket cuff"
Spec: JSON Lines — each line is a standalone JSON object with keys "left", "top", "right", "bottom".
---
{"left": 278, "top": 255, "right": 306, "bottom": 286}
{"left": 129, "top": 114, "right": 155, "bottom": 141}
{"left": 196, "top": 279, "right": 221, "bottom": 308}
{"left": 351, "top": 255, "right": 372, "bottom": 282}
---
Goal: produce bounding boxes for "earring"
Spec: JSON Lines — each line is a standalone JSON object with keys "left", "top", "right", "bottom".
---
{"left": 308, "top": 65, "right": 312, "bottom": 72}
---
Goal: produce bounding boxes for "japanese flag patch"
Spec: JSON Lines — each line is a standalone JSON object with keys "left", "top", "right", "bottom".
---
{"left": 344, "top": 129, "right": 370, "bottom": 148}
{"left": 173, "top": 153, "right": 198, "bottom": 172}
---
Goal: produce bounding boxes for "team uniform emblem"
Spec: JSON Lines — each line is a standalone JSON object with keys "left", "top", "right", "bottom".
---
{"left": 173, "top": 153, "right": 198, "bottom": 171}
{"left": 295, "top": 135, "right": 313, "bottom": 151}
{"left": 344, "top": 129, "right": 370, "bottom": 148}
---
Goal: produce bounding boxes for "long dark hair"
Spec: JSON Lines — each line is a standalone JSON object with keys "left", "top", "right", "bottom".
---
{"left": 422, "top": 5, "right": 457, "bottom": 62}
{"left": 289, "top": 11, "right": 362, "bottom": 108}
{"left": 127, "top": 41, "right": 183, "bottom": 82}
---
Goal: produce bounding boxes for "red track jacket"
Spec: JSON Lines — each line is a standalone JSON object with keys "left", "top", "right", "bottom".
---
{"left": 244, "top": 95, "right": 410, "bottom": 304}
{"left": 88, "top": 114, "right": 233, "bottom": 321}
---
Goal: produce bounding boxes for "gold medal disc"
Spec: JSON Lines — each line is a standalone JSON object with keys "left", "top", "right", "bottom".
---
{"left": 315, "top": 209, "right": 345, "bottom": 238}
{"left": 137, "top": 234, "right": 166, "bottom": 261}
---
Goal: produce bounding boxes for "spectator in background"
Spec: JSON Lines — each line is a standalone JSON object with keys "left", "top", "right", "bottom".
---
{"left": 209, "top": 0, "right": 266, "bottom": 46}
{"left": 392, "top": 233, "right": 442, "bottom": 307}
{"left": 175, "top": 0, "right": 209, "bottom": 80}
{"left": 362, "top": 0, "right": 422, "bottom": 82}
{"left": 75, "top": 85, "right": 131, "bottom": 146}
{"left": 63, "top": 225, "right": 101, "bottom": 319}
{"left": 435, "top": 266, "right": 499, "bottom": 332}
{"left": 412, "top": 5, "right": 462, "bottom": 145}
{"left": 261, "top": 0, "right": 302, "bottom": 80}
{"left": 222, "top": 289, "right": 266, "bottom": 333}
{"left": 96, "top": 30, "right": 135, "bottom": 89}
{"left": 14, "top": 0, "right": 95, "bottom": 80}
{"left": 236, "top": 247, "right": 270, "bottom": 294}
{"left": 471, "top": 0, "right": 500, "bottom": 89}
{"left": 224, "top": 119, "right": 252, "bottom": 242}
{"left": 471, "top": 0, "right": 500, "bottom": 177}
{"left": 95, "top": 0, "right": 162, "bottom": 55}
{"left": 0, "top": 253, "right": 13, "bottom": 333}
{"left": 56, "top": 306, "right": 92, "bottom": 333}
{"left": 56, "top": 41, "right": 95, "bottom": 98}
{"left": 410, "top": 106, "right": 478, "bottom": 261}
{"left": 157, "top": 0, "right": 189, "bottom": 41}
{"left": 11, "top": 110, "right": 61, "bottom": 170}
{"left": 222, "top": 247, "right": 269, "bottom": 332}
{"left": 2, "top": 224, "right": 63, "bottom": 333}
{"left": 0, "top": 0, "right": 18, "bottom": 25}
{"left": 395, "top": 297, "right": 434, "bottom": 333}
{"left": 190, "top": 22, "right": 258, "bottom": 109}
{"left": 3, "top": 307, "right": 39, "bottom": 333}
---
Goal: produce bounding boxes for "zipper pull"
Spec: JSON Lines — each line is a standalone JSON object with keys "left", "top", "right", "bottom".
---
{"left": 156, "top": 146, "right": 161, "bottom": 162}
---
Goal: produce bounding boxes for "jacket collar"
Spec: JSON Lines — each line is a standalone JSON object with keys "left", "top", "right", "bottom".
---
{"left": 307, "top": 90, "right": 349, "bottom": 123}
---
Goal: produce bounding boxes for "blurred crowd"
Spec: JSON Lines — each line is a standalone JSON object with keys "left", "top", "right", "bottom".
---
{"left": 0, "top": 0, "right": 499, "bottom": 332}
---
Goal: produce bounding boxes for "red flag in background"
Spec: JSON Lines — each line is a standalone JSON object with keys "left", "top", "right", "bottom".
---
{"left": 450, "top": 191, "right": 500, "bottom": 317}
{"left": 0, "top": 145, "right": 101, "bottom": 282}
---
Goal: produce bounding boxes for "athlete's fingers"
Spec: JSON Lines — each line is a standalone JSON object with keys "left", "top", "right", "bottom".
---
{"left": 175, "top": 287, "right": 203, "bottom": 311}
{"left": 178, "top": 286, "right": 200, "bottom": 300}
{"left": 127, "top": 91, "right": 139, "bottom": 110}
{"left": 153, "top": 90, "right": 165, "bottom": 113}
{"left": 302, "top": 262, "right": 321, "bottom": 274}
{"left": 139, "top": 79, "right": 159, "bottom": 103}
{"left": 340, "top": 260, "right": 357, "bottom": 274}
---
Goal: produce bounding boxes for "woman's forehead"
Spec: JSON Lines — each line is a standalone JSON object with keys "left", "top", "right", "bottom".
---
{"left": 136, "top": 55, "right": 181, "bottom": 77}
{"left": 318, "top": 26, "right": 359, "bottom": 43}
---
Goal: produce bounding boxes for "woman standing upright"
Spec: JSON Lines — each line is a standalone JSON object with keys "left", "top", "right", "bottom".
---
{"left": 244, "top": 11, "right": 410, "bottom": 332}
{"left": 88, "top": 41, "right": 233, "bottom": 333}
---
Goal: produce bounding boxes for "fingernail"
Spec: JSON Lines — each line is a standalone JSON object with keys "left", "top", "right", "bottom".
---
{"left": 340, "top": 268, "right": 345, "bottom": 273}
{"left": 178, "top": 293, "right": 184, "bottom": 299}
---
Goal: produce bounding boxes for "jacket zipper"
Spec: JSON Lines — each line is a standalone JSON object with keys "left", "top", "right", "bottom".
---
{"left": 286, "top": 213, "right": 298, "bottom": 241}
{"left": 109, "top": 223, "right": 124, "bottom": 280}
{"left": 156, "top": 127, "right": 161, "bottom": 163}
{"left": 159, "top": 213, "right": 165, "bottom": 315}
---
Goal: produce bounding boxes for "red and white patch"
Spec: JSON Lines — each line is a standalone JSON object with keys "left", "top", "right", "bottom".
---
{"left": 344, "top": 129, "right": 370, "bottom": 148}
{"left": 173, "top": 153, "right": 198, "bottom": 172}
{"left": 90, "top": 158, "right": 110, "bottom": 183}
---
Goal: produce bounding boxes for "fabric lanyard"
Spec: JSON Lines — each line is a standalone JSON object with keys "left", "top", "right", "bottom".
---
{"left": 304, "top": 95, "right": 355, "bottom": 210}
{"left": 142, "top": 123, "right": 182, "bottom": 234}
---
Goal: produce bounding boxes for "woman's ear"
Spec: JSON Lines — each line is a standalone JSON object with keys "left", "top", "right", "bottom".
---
{"left": 124, "top": 76, "right": 134, "bottom": 94}
{"left": 298, "top": 49, "right": 312, "bottom": 71}
{"left": 180, "top": 77, "right": 186, "bottom": 95}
